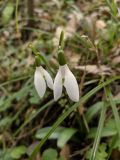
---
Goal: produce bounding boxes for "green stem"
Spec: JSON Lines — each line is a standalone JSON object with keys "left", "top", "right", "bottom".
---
{"left": 15, "top": 0, "right": 19, "bottom": 33}
{"left": 0, "top": 75, "right": 31, "bottom": 87}
{"left": 29, "top": 44, "right": 54, "bottom": 74}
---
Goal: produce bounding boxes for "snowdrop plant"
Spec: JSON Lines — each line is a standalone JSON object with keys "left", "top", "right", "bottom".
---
{"left": 34, "top": 55, "right": 53, "bottom": 98}
{"left": 53, "top": 31, "right": 80, "bottom": 102}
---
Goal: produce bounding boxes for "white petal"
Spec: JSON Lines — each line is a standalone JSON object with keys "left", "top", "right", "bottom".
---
{"left": 34, "top": 67, "right": 46, "bottom": 98}
{"left": 64, "top": 65, "right": 79, "bottom": 102}
{"left": 53, "top": 68, "right": 63, "bottom": 101}
{"left": 41, "top": 67, "right": 53, "bottom": 90}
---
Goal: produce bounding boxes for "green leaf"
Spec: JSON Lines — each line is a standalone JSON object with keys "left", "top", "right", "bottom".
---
{"left": 113, "top": 138, "right": 120, "bottom": 150}
{"left": 2, "top": 2, "right": 14, "bottom": 24}
{"left": 35, "top": 127, "right": 64, "bottom": 139}
{"left": 86, "top": 143, "right": 108, "bottom": 160}
{"left": 35, "top": 127, "right": 77, "bottom": 148}
{"left": 88, "top": 118, "right": 118, "bottom": 138}
{"left": 57, "top": 128, "right": 77, "bottom": 148}
{"left": 29, "top": 88, "right": 40, "bottom": 104}
{"left": 11, "top": 146, "right": 27, "bottom": 159}
{"left": 0, "top": 149, "right": 13, "bottom": 160}
{"left": 85, "top": 99, "right": 120, "bottom": 124}
{"left": 58, "top": 157, "right": 65, "bottom": 160}
{"left": 88, "top": 127, "right": 117, "bottom": 138}
{"left": 85, "top": 102, "right": 104, "bottom": 123}
{"left": 0, "top": 117, "right": 12, "bottom": 128}
{"left": 42, "top": 148, "right": 57, "bottom": 160}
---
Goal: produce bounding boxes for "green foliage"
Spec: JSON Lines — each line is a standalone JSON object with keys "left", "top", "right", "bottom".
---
{"left": 29, "top": 88, "right": 40, "bottom": 104}
{"left": 85, "top": 143, "right": 108, "bottom": 160}
{"left": 35, "top": 127, "right": 77, "bottom": 148}
{"left": 42, "top": 148, "right": 58, "bottom": 160}
{"left": 0, "top": 147, "right": 27, "bottom": 160}
{"left": 2, "top": 2, "right": 14, "bottom": 24}
{"left": 88, "top": 119, "right": 117, "bottom": 138}
{"left": 11, "top": 146, "right": 27, "bottom": 159}
{"left": 42, "top": 148, "right": 65, "bottom": 160}
{"left": 105, "top": 0, "right": 118, "bottom": 17}
{"left": 57, "top": 128, "right": 77, "bottom": 148}
{"left": 0, "top": 149, "right": 13, "bottom": 160}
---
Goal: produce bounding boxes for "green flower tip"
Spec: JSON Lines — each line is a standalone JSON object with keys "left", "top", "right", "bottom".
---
{"left": 58, "top": 31, "right": 66, "bottom": 65}
{"left": 59, "top": 31, "right": 64, "bottom": 49}
{"left": 35, "top": 55, "right": 41, "bottom": 66}
{"left": 58, "top": 50, "right": 66, "bottom": 65}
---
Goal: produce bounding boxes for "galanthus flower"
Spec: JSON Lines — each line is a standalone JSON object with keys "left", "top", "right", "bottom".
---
{"left": 34, "top": 66, "right": 53, "bottom": 98}
{"left": 53, "top": 64, "right": 79, "bottom": 102}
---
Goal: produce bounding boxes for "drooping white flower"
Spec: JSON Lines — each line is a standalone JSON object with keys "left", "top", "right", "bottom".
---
{"left": 53, "top": 64, "right": 79, "bottom": 102}
{"left": 34, "top": 66, "right": 53, "bottom": 98}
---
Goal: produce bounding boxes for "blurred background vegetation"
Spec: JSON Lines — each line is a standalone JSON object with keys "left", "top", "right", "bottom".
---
{"left": 0, "top": 0, "right": 120, "bottom": 159}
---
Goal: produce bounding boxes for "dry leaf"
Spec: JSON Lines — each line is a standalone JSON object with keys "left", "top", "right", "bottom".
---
{"left": 26, "top": 55, "right": 34, "bottom": 66}
{"left": 112, "top": 56, "right": 120, "bottom": 65}
{"left": 60, "top": 144, "right": 71, "bottom": 160}
{"left": 114, "top": 92, "right": 120, "bottom": 100}
{"left": 96, "top": 20, "right": 106, "bottom": 29}
{"left": 75, "top": 65, "right": 112, "bottom": 75}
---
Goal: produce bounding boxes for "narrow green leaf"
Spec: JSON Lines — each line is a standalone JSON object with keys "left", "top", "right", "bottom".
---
{"left": 35, "top": 127, "right": 64, "bottom": 139}
{"left": 85, "top": 102, "right": 104, "bottom": 123}
{"left": 2, "top": 2, "right": 14, "bottom": 24}
{"left": 106, "top": 87, "right": 120, "bottom": 139}
{"left": 90, "top": 102, "right": 107, "bottom": 160}
{"left": 14, "top": 100, "right": 54, "bottom": 136}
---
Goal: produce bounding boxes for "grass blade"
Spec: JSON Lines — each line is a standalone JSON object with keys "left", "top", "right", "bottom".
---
{"left": 14, "top": 99, "right": 54, "bottom": 136}
{"left": 106, "top": 87, "right": 120, "bottom": 138}
{"left": 90, "top": 102, "right": 107, "bottom": 160}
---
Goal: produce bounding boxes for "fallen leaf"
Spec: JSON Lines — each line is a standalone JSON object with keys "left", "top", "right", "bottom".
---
{"left": 60, "top": 144, "right": 71, "bottom": 160}
{"left": 75, "top": 65, "right": 112, "bottom": 75}
{"left": 96, "top": 20, "right": 106, "bottom": 29}
{"left": 112, "top": 56, "right": 120, "bottom": 65}
{"left": 114, "top": 92, "right": 120, "bottom": 100}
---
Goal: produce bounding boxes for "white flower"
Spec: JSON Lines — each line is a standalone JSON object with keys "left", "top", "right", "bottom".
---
{"left": 34, "top": 66, "right": 53, "bottom": 98}
{"left": 53, "top": 64, "right": 79, "bottom": 102}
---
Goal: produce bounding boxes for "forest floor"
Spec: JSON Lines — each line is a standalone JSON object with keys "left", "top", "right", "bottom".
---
{"left": 0, "top": 0, "right": 120, "bottom": 160}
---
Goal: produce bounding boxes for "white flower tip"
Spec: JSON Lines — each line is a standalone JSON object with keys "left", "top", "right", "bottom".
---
{"left": 63, "top": 65, "right": 80, "bottom": 102}
{"left": 53, "top": 68, "right": 63, "bottom": 101}
{"left": 41, "top": 67, "right": 54, "bottom": 90}
{"left": 34, "top": 67, "right": 46, "bottom": 99}
{"left": 54, "top": 96, "right": 60, "bottom": 101}
{"left": 71, "top": 94, "right": 79, "bottom": 102}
